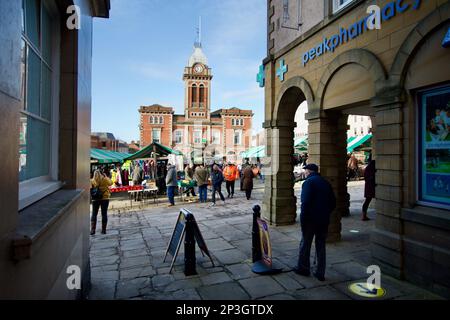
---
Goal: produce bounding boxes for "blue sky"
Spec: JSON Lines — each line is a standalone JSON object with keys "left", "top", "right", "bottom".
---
{"left": 92, "top": 0, "right": 266, "bottom": 143}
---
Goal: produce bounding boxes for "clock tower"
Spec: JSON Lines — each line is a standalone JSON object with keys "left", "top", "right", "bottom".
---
{"left": 183, "top": 21, "right": 212, "bottom": 120}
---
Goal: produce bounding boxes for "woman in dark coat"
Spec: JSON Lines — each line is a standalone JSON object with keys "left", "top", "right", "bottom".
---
{"left": 362, "top": 157, "right": 376, "bottom": 221}
{"left": 242, "top": 165, "right": 255, "bottom": 200}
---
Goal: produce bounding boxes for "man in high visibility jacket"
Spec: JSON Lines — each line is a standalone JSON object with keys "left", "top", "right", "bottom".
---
{"left": 223, "top": 161, "right": 239, "bottom": 198}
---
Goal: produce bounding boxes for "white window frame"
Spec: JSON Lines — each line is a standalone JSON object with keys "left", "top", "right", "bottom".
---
{"left": 193, "top": 130, "right": 202, "bottom": 144}
{"left": 174, "top": 130, "right": 183, "bottom": 144}
{"left": 152, "top": 128, "right": 161, "bottom": 143}
{"left": 19, "top": 0, "right": 62, "bottom": 211}
{"left": 212, "top": 130, "right": 221, "bottom": 145}
{"left": 160, "top": 116, "right": 164, "bottom": 124}
{"left": 234, "top": 130, "right": 242, "bottom": 145}
{"left": 333, "top": 0, "right": 354, "bottom": 13}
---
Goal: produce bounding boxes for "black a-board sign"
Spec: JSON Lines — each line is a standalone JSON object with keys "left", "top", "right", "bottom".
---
{"left": 163, "top": 209, "right": 215, "bottom": 273}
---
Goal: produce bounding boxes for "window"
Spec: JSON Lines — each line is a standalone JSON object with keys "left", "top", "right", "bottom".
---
{"left": 19, "top": 0, "right": 60, "bottom": 209}
{"left": 417, "top": 86, "right": 450, "bottom": 209}
{"left": 194, "top": 130, "right": 202, "bottom": 144}
{"left": 152, "top": 129, "right": 161, "bottom": 143}
{"left": 283, "top": 0, "right": 290, "bottom": 23}
{"left": 160, "top": 116, "right": 164, "bottom": 124}
{"left": 234, "top": 130, "right": 242, "bottom": 145}
{"left": 174, "top": 130, "right": 183, "bottom": 144}
{"left": 192, "top": 84, "right": 197, "bottom": 105}
{"left": 232, "top": 119, "right": 235, "bottom": 126}
{"left": 212, "top": 130, "right": 221, "bottom": 144}
{"left": 333, "top": 0, "right": 354, "bottom": 13}
{"left": 150, "top": 116, "right": 154, "bottom": 124}
{"left": 199, "top": 85, "right": 205, "bottom": 107}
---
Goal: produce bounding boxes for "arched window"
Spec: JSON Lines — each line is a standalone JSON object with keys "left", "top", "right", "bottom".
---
{"left": 191, "top": 84, "right": 197, "bottom": 106}
{"left": 199, "top": 85, "right": 205, "bottom": 107}
{"left": 150, "top": 116, "right": 154, "bottom": 124}
{"left": 160, "top": 116, "right": 163, "bottom": 124}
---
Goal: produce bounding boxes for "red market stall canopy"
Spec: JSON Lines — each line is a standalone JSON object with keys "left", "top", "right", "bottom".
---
{"left": 125, "top": 142, "right": 183, "bottom": 160}
{"left": 91, "top": 148, "right": 131, "bottom": 164}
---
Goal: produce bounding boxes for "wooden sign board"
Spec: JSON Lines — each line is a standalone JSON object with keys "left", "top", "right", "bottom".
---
{"left": 163, "top": 209, "right": 214, "bottom": 273}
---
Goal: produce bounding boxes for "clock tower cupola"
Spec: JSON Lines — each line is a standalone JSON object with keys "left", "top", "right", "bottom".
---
{"left": 183, "top": 18, "right": 212, "bottom": 120}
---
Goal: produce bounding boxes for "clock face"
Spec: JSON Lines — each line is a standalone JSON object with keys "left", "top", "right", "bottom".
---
{"left": 194, "top": 64, "right": 204, "bottom": 73}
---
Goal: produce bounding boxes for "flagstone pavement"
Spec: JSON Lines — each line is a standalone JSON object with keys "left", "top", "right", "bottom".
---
{"left": 88, "top": 181, "right": 444, "bottom": 300}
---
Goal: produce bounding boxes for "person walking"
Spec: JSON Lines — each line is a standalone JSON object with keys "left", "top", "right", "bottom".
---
{"left": 165, "top": 162, "right": 178, "bottom": 207}
{"left": 362, "top": 156, "right": 376, "bottom": 221}
{"left": 223, "top": 161, "right": 239, "bottom": 198}
{"left": 294, "top": 164, "right": 336, "bottom": 281}
{"left": 90, "top": 170, "right": 113, "bottom": 235}
{"left": 184, "top": 164, "right": 196, "bottom": 197}
{"left": 194, "top": 164, "right": 209, "bottom": 203}
{"left": 240, "top": 158, "right": 250, "bottom": 191}
{"left": 242, "top": 164, "right": 255, "bottom": 200}
{"left": 210, "top": 165, "right": 225, "bottom": 206}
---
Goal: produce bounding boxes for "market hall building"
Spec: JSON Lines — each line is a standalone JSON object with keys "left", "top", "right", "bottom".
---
{"left": 0, "top": 0, "right": 110, "bottom": 299}
{"left": 261, "top": 0, "right": 450, "bottom": 297}
{"left": 139, "top": 38, "right": 254, "bottom": 164}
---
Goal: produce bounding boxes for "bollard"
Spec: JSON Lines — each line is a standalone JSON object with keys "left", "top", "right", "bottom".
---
{"left": 252, "top": 205, "right": 262, "bottom": 263}
{"left": 184, "top": 213, "right": 197, "bottom": 276}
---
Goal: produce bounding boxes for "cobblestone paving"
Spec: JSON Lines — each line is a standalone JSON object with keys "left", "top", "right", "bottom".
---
{"left": 88, "top": 181, "right": 443, "bottom": 300}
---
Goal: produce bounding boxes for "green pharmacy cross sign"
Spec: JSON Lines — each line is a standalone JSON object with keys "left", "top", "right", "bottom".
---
{"left": 256, "top": 65, "right": 265, "bottom": 88}
{"left": 276, "top": 59, "right": 288, "bottom": 82}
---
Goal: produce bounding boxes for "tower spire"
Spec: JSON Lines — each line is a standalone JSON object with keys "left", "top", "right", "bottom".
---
{"left": 195, "top": 16, "right": 202, "bottom": 48}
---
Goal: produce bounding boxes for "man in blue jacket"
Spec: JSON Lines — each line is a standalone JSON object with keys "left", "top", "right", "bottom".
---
{"left": 294, "top": 164, "right": 336, "bottom": 281}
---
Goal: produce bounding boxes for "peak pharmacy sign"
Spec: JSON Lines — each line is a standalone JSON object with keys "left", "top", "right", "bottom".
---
{"left": 301, "top": 0, "right": 422, "bottom": 67}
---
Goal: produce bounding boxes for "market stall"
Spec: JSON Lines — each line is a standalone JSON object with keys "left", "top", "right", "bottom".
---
{"left": 125, "top": 142, "right": 184, "bottom": 197}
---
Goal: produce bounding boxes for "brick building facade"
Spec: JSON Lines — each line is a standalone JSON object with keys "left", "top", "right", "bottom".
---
{"left": 139, "top": 39, "right": 253, "bottom": 164}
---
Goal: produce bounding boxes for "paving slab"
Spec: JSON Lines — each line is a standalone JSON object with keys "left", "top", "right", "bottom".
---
{"left": 197, "top": 282, "right": 250, "bottom": 300}
{"left": 88, "top": 182, "right": 443, "bottom": 300}
{"left": 239, "top": 277, "right": 285, "bottom": 299}
{"left": 294, "top": 286, "right": 351, "bottom": 300}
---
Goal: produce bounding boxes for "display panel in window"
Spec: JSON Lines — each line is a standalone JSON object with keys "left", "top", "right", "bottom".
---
{"left": 418, "top": 86, "right": 450, "bottom": 208}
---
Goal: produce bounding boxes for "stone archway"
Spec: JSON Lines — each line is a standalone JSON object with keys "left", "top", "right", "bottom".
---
{"left": 263, "top": 77, "right": 314, "bottom": 226}
{"left": 308, "top": 49, "right": 387, "bottom": 241}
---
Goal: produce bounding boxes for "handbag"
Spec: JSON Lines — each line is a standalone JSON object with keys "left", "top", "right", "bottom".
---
{"left": 90, "top": 187, "right": 103, "bottom": 201}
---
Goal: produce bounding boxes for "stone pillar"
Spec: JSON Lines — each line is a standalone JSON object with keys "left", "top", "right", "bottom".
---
{"left": 370, "top": 94, "right": 405, "bottom": 278}
{"left": 306, "top": 110, "right": 348, "bottom": 242}
{"left": 262, "top": 122, "right": 297, "bottom": 226}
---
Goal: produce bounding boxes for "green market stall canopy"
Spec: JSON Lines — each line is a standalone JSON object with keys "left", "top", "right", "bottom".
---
{"left": 240, "top": 134, "right": 372, "bottom": 158}
{"left": 91, "top": 149, "right": 131, "bottom": 164}
{"left": 347, "top": 134, "right": 373, "bottom": 153}
{"left": 240, "top": 145, "right": 266, "bottom": 158}
{"left": 125, "top": 142, "right": 183, "bottom": 161}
